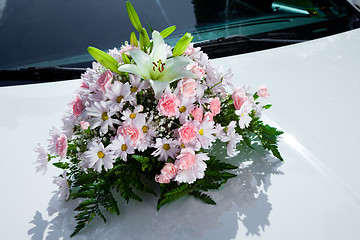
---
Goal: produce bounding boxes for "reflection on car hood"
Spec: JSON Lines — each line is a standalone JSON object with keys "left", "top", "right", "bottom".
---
{"left": 0, "top": 28, "right": 360, "bottom": 240}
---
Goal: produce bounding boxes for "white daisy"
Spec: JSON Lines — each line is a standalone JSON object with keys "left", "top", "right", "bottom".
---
{"left": 152, "top": 138, "right": 180, "bottom": 161}
{"left": 105, "top": 81, "right": 135, "bottom": 112}
{"left": 110, "top": 135, "right": 134, "bottom": 161}
{"left": 235, "top": 101, "right": 253, "bottom": 129}
{"left": 86, "top": 101, "right": 121, "bottom": 135}
{"left": 82, "top": 141, "right": 115, "bottom": 172}
{"left": 222, "top": 121, "right": 243, "bottom": 157}
{"left": 196, "top": 119, "right": 217, "bottom": 149}
{"left": 121, "top": 105, "right": 146, "bottom": 127}
{"left": 33, "top": 144, "right": 48, "bottom": 175}
{"left": 129, "top": 73, "right": 150, "bottom": 94}
{"left": 53, "top": 171, "right": 70, "bottom": 200}
{"left": 178, "top": 96, "right": 196, "bottom": 124}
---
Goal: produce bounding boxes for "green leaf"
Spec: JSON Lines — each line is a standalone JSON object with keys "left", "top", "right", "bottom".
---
{"left": 146, "top": 22, "right": 154, "bottom": 33}
{"left": 173, "top": 32, "right": 193, "bottom": 57}
{"left": 53, "top": 162, "right": 69, "bottom": 170}
{"left": 190, "top": 190, "right": 216, "bottom": 205}
{"left": 130, "top": 31, "right": 138, "bottom": 47}
{"left": 87, "top": 46, "right": 121, "bottom": 74}
{"left": 126, "top": 1, "right": 143, "bottom": 33}
{"left": 263, "top": 104, "right": 272, "bottom": 109}
{"left": 160, "top": 25, "right": 176, "bottom": 38}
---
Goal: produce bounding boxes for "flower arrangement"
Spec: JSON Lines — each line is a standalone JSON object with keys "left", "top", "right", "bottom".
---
{"left": 34, "top": 2, "right": 283, "bottom": 237}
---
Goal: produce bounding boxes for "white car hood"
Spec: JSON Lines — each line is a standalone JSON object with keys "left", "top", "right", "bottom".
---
{"left": 1, "top": 28, "right": 360, "bottom": 240}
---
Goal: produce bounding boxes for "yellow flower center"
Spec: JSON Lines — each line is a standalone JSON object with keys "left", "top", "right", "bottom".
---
{"left": 142, "top": 125, "right": 149, "bottom": 133}
{"left": 97, "top": 151, "right": 105, "bottom": 158}
{"left": 131, "top": 87, "right": 138, "bottom": 93}
{"left": 163, "top": 144, "right": 170, "bottom": 150}
{"left": 179, "top": 106, "right": 186, "bottom": 113}
{"left": 101, "top": 112, "right": 109, "bottom": 120}
{"left": 121, "top": 144, "right": 128, "bottom": 151}
{"left": 199, "top": 129, "right": 204, "bottom": 135}
{"left": 241, "top": 113, "right": 244, "bottom": 117}
{"left": 181, "top": 143, "right": 185, "bottom": 148}
{"left": 130, "top": 113, "right": 136, "bottom": 119}
{"left": 117, "top": 96, "right": 124, "bottom": 103}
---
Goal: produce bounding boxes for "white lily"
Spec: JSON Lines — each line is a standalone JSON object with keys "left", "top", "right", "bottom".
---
{"left": 118, "top": 30, "right": 195, "bottom": 98}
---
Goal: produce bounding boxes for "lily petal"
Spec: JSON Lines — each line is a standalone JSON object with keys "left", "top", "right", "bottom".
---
{"left": 157, "top": 56, "right": 195, "bottom": 82}
{"left": 151, "top": 31, "right": 167, "bottom": 64}
{"left": 118, "top": 64, "right": 142, "bottom": 77}
{"left": 126, "top": 49, "right": 152, "bottom": 79}
{"left": 149, "top": 80, "right": 171, "bottom": 99}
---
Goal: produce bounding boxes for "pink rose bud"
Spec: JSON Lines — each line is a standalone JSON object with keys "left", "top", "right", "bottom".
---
{"left": 232, "top": 88, "right": 248, "bottom": 110}
{"left": 80, "top": 121, "right": 90, "bottom": 130}
{"left": 257, "top": 85, "right": 270, "bottom": 98}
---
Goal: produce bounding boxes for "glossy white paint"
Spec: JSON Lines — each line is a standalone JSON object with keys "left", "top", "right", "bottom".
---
{"left": 1, "top": 28, "right": 360, "bottom": 240}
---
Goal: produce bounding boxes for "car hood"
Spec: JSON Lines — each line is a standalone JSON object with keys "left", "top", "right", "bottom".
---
{"left": 1, "top": 28, "right": 359, "bottom": 239}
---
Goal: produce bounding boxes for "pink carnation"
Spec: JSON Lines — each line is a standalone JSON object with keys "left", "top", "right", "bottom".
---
{"left": 209, "top": 97, "right": 221, "bottom": 116}
{"left": 97, "top": 70, "right": 113, "bottom": 91}
{"left": 175, "top": 147, "right": 196, "bottom": 170}
{"left": 257, "top": 85, "right": 270, "bottom": 98}
{"left": 117, "top": 124, "right": 143, "bottom": 146}
{"left": 178, "top": 78, "right": 197, "bottom": 97}
{"left": 158, "top": 92, "right": 180, "bottom": 117}
{"left": 161, "top": 163, "right": 178, "bottom": 179}
{"left": 119, "top": 44, "right": 137, "bottom": 55}
{"left": 178, "top": 122, "right": 198, "bottom": 144}
{"left": 187, "top": 63, "right": 205, "bottom": 79}
{"left": 71, "top": 96, "right": 84, "bottom": 118}
{"left": 191, "top": 107, "right": 203, "bottom": 122}
{"left": 56, "top": 134, "right": 68, "bottom": 159}
{"left": 155, "top": 174, "right": 170, "bottom": 184}
{"left": 232, "top": 88, "right": 248, "bottom": 110}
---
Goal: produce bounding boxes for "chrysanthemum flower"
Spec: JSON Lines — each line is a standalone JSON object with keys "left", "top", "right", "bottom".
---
{"left": 86, "top": 101, "right": 121, "bottom": 135}
{"left": 196, "top": 119, "right": 217, "bottom": 149}
{"left": 152, "top": 138, "right": 180, "bottom": 161}
{"left": 121, "top": 105, "right": 146, "bottom": 127}
{"left": 219, "top": 121, "right": 243, "bottom": 157}
{"left": 33, "top": 144, "right": 48, "bottom": 175}
{"left": 106, "top": 81, "right": 135, "bottom": 112}
{"left": 53, "top": 171, "right": 70, "bottom": 200}
{"left": 82, "top": 141, "right": 115, "bottom": 172}
{"left": 235, "top": 101, "right": 252, "bottom": 129}
{"left": 110, "top": 135, "right": 134, "bottom": 161}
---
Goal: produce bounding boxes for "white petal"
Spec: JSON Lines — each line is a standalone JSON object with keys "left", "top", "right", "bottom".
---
{"left": 149, "top": 80, "right": 170, "bottom": 99}
{"left": 150, "top": 30, "right": 167, "bottom": 63}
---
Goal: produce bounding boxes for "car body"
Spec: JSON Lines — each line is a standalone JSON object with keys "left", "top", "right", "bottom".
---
{"left": 1, "top": 25, "right": 359, "bottom": 239}
{"left": 0, "top": 1, "right": 360, "bottom": 239}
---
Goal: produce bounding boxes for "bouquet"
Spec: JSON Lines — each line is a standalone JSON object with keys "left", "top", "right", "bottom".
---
{"left": 34, "top": 2, "right": 283, "bottom": 237}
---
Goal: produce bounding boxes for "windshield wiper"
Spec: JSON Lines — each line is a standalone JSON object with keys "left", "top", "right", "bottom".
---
{"left": 0, "top": 66, "right": 86, "bottom": 87}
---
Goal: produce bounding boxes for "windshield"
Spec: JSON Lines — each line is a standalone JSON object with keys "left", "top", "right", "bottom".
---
{"left": 0, "top": 0, "right": 359, "bottom": 70}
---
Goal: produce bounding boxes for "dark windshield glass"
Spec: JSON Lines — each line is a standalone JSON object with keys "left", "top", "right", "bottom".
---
{"left": 0, "top": 0, "right": 359, "bottom": 69}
